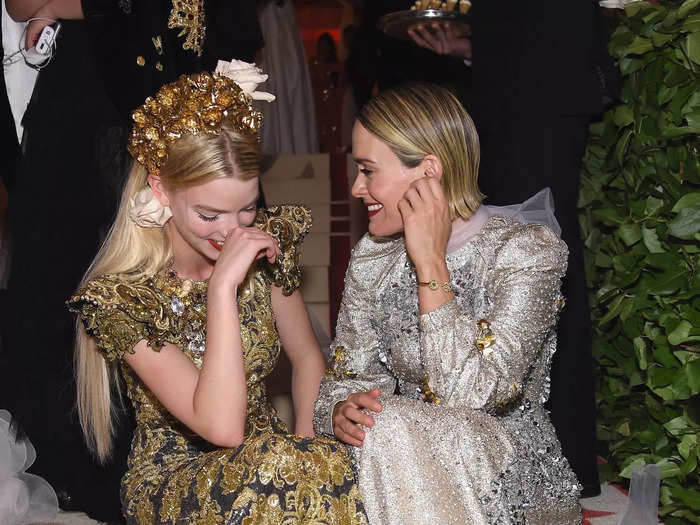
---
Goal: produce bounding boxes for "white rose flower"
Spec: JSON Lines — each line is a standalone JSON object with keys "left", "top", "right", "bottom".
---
{"left": 215, "top": 59, "right": 276, "bottom": 102}
{"left": 128, "top": 186, "right": 172, "bottom": 228}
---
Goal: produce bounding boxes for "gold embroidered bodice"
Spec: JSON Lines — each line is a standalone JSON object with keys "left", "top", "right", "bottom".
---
{"left": 70, "top": 204, "right": 312, "bottom": 457}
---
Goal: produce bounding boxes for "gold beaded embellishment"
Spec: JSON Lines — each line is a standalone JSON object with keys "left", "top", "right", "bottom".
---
{"left": 127, "top": 72, "right": 261, "bottom": 174}
{"left": 167, "top": 0, "right": 206, "bottom": 56}
{"left": 474, "top": 318, "right": 495, "bottom": 355}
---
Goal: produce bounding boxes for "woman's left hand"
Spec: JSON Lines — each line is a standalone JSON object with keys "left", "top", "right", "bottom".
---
{"left": 398, "top": 176, "right": 451, "bottom": 274}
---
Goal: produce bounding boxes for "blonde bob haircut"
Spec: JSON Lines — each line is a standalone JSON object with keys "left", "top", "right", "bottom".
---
{"left": 75, "top": 121, "right": 260, "bottom": 463}
{"left": 357, "top": 83, "right": 483, "bottom": 220}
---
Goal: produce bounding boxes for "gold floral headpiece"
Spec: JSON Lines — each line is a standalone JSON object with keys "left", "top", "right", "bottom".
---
{"left": 410, "top": 0, "right": 471, "bottom": 13}
{"left": 128, "top": 60, "right": 275, "bottom": 174}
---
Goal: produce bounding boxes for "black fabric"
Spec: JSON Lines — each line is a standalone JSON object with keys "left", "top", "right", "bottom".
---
{"left": 0, "top": 3, "right": 263, "bottom": 521}
{"left": 0, "top": 26, "right": 20, "bottom": 190}
{"left": 1, "top": 21, "right": 128, "bottom": 521}
{"left": 470, "top": 0, "right": 608, "bottom": 497}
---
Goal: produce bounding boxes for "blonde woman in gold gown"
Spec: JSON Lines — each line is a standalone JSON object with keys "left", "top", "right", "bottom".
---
{"left": 68, "top": 65, "right": 367, "bottom": 524}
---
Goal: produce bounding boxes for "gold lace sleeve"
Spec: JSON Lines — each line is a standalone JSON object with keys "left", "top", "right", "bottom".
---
{"left": 255, "top": 204, "right": 313, "bottom": 296}
{"left": 67, "top": 275, "right": 172, "bottom": 361}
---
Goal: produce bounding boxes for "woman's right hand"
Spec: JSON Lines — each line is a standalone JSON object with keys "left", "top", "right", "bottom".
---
{"left": 209, "top": 226, "right": 280, "bottom": 293}
{"left": 332, "top": 389, "right": 382, "bottom": 447}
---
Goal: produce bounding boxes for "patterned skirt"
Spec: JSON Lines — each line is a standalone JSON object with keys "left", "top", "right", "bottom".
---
{"left": 121, "top": 422, "right": 367, "bottom": 525}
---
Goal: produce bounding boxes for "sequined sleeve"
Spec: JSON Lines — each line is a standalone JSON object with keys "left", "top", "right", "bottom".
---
{"left": 256, "top": 204, "right": 313, "bottom": 296}
{"left": 67, "top": 275, "right": 171, "bottom": 361}
{"left": 420, "top": 223, "right": 567, "bottom": 411}
{"left": 313, "top": 241, "right": 398, "bottom": 436}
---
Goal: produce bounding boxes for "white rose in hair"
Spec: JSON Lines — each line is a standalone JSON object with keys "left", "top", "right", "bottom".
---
{"left": 215, "top": 59, "right": 276, "bottom": 102}
{"left": 129, "top": 186, "right": 172, "bottom": 228}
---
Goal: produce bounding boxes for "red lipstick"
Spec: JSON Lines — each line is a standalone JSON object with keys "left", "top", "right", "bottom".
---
{"left": 208, "top": 239, "right": 222, "bottom": 251}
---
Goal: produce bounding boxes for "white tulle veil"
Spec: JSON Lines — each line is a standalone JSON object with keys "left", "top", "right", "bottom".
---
{"left": 447, "top": 188, "right": 561, "bottom": 253}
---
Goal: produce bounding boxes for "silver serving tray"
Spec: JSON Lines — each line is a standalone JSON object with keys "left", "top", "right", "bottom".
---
{"left": 378, "top": 9, "right": 470, "bottom": 41}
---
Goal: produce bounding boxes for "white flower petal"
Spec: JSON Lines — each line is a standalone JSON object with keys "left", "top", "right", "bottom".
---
{"left": 128, "top": 187, "right": 172, "bottom": 227}
{"left": 215, "top": 59, "right": 275, "bottom": 103}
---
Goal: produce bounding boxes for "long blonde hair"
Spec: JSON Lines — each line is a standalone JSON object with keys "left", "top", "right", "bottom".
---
{"left": 357, "top": 83, "right": 483, "bottom": 220}
{"left": 76, "top": 122, "right": 260, "bottom": 462}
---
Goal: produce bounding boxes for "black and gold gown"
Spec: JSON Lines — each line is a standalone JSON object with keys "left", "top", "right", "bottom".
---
{"left": 68, "top": 205, "right": 367, "bottom": 524}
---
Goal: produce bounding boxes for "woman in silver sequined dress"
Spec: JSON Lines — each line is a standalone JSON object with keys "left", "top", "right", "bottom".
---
{"left": 313, "top": 83, "right": 582, "bottom": 524}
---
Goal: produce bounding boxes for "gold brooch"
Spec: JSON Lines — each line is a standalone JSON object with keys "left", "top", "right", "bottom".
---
{"left": 475, "top": 319, "right": 495, "bottom": 355}
{"left": 325, "top": 346, "right": 357, "bottom": 380}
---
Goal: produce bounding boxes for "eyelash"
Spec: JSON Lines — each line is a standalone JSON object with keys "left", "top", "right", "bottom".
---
{"left": 197, "top": 206, "right": 257, "bottom": 222}
{"left": 360, "top": 168, "right": 373, "bottom": 177}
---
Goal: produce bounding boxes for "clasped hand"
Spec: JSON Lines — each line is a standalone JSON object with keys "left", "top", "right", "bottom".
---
{"left": 333, "top": 389, "right": 382, "bottom": 447}
{"left": 209, "top": 226, "right": 280, "bottom": 293}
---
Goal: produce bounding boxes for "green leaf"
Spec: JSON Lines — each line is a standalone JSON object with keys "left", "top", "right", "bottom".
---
{"left": 649, "top": 366, "right": 677, "bottom": 388}
{"left": 653, "top": 336, "right": 682, "bottom": 368}
{"left": 634, "top": 336, "right": 649, "bottom": 369}
{"left": 618, "top": 223, "right": 643, "bottom": 246}
{"left": 668, "top": 203, "right": 700, "bottom": 239}
{"left": 653, "top": 31, "right": 675, "bottom": 47}
{"left": 679, "top": 0, "right": 700, "bottom": 18}
{"left": 687, "top": 30, "right": 700, "bottom": 64}
{"left": 647, "top": 267, "right": 688, "bottom": 295}
{"left": 681, "top": 90, "right": 700, "bottom": 115}
{"left": 664, "top": 415, "right": 689, "bottom": 436}
{"left": 645, "top": 196, "right": 665, "bottom": 215}
{"left": 669, "top": 320, "right": 693, "bottom": 345}
{"left": 678, "top": 433, "right": 697, "bottom": 459}
{"left": 593, "top": 208, "right": 626, "bottom": 226}
{"left": 656, "top": 458, "right": 683, "bottom": 480}
{"left": 627, "top": 36, "right": 654, "bottom": 56}
{"left": 686, "top": 358, "right": 700, "bottom": 395}
{"left": 646, "top": 252, "right": 681, "bottom": 270}
{"left": 680, "top": 305, "right": 700, "bottom": 326}
{"left": 669, "top": 485, "right": 700, "bottom": 509}
{"left": 642, "top": 227, "right": 666, "bottom": 253}
{"left": 671, "top": 192, "right": 700, "bottom": 212}
{"left": 600, "top": 294, "right": 626, "bottom": 325}
{"left": 614, "top": 105, "right": 635, "bottom": 127}
{"left": 681, "top": 13, "right": 700, "bottom": 32}
{"left": 680, "top": 449, "right": 697, "bottom": 476}
{"left": 685, "top": 108, "right": 700, "bottom": 130}
{"left": 616, "top": 128, "right": 634, "bottom": 165}
{"left": 619, "top": 456, "right": 646, "bottom": 478}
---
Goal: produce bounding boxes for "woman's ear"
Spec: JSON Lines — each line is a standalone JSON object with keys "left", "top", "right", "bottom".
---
{"left": 421, "top": 155, "right": 443, "bottom": 181}
{"left": 147, "top": 173, "right": 170, "bottom": 206}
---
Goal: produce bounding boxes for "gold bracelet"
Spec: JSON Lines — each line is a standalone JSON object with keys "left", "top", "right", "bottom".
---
{"left": 417, "top": 279, "right": 452, "bottom": 293}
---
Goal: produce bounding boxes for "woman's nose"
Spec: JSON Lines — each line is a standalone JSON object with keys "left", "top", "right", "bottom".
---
{"left": 351, "top": 173, "right": 366, "bottom": 199}
{"left": 222, "top": 219, "right": 240, "bottom": 237}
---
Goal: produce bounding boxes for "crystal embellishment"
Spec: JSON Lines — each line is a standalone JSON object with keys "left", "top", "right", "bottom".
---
{"left": 170, "top": 296, "right": 185, "bottom": 316}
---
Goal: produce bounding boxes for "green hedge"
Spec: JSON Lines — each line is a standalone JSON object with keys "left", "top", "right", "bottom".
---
{"left": 579, "top": 1, "right": 700, "bottom": 523}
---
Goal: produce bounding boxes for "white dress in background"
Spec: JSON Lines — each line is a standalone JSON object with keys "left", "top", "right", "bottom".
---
{"left": 257, "top": 0, "right": 318, "bottom": 155}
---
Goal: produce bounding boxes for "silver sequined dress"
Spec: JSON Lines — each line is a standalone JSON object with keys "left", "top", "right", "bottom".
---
{"left": 313, "top": 213, "right": 582, "bottom": 525}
